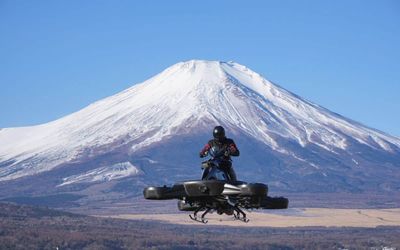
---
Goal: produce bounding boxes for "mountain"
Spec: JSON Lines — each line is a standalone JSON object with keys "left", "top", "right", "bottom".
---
{"left": 0, "top": 60, "right": 399, "bottom": 210}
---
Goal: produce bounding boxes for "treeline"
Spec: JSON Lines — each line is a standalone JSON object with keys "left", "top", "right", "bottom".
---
{"left": 0, "top": 202, "right": 399, "bottom": 250}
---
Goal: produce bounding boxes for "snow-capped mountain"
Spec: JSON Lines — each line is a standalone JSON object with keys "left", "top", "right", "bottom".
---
{"left": 0, "top": 60, "right": 399, "bottom": 208}
{"left": 57, "top": 162, "right": 141, "bottom": 187}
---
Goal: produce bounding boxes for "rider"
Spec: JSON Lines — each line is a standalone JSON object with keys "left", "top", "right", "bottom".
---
{"left": 199, "top": 126, "right": 240, "bottom": 181}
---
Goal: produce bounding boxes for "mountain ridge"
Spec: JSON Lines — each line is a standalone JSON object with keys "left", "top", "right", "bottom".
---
{"left": 0, "top": 60, "right": 399, "bottom": 208}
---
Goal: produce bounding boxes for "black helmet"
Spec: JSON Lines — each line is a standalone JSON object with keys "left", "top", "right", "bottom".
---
{"left": 213, "top": 126, "right": 225, "bottom": 140}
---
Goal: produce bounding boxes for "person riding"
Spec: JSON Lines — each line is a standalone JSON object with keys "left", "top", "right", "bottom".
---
{"left": 199, "top": 126, "right": 240, "bottom": 181}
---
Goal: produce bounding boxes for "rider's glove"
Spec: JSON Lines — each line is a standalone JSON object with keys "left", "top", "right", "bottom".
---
{"left": 224, "top": 149, "right": 231, "bottom": 157}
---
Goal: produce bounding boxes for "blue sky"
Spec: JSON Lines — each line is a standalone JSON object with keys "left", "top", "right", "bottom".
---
{"left": 1, "top": 0, "right": 399, "bottom": 136}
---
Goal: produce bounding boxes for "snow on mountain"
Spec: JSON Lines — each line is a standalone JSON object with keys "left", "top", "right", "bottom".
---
{"left": 57, "top": 162, "right": 141, "bottom": 187}
{"left": 0, "top": 60, "right": 399, "bottom": 183}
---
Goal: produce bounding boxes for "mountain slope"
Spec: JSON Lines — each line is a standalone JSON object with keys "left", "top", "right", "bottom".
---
{"left": 0, "top": 60, "right": 399, "bottom": 207}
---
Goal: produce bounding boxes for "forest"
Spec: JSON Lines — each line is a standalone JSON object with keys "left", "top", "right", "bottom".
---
{"left": 0, "top": 202, "right": 399, "bottom": 250}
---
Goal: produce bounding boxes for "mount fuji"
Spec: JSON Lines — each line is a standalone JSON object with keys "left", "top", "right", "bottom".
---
{"left": 1, "top": 60, "right": 399, "bottom": 210}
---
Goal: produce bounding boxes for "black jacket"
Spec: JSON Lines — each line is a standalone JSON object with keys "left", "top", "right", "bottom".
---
{"left": 199, "top": 137, "right": 240, "bottom": 160}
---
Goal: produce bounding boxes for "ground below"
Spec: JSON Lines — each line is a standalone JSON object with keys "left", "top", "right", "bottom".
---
{"left": 111, "top": 208, "right": 400, "bottom": 228}
{"left": 1, "top": 202, "right": 400, "bottom": 250}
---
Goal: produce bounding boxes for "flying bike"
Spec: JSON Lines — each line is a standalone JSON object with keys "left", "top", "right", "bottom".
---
{"left": 143, "top": 145, "right": 288, "bottom": 223}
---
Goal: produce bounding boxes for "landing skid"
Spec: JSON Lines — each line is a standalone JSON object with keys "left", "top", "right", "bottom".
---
{"left": 189, "top": 206, "right": 211, "bottom": 224}
{"left": 188, "top": 206, "right": 249, "bottom": 224}
{"left": 233, "top": 206, "right": 249, "bottom": 223}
